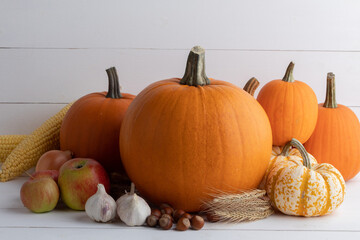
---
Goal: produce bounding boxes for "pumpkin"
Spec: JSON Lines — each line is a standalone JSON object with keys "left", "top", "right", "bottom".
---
{"left": 259, "top": 145, "right": 317, "bottom": 189}
{"left": 304, "top": 73, "right": 360, "bottom": 181}
{"left": 257, "top": 62, "right": 318, "bottom": 146}
{"left": 266, "top": 138, "right": 345, "bottom": 217}
{"left": 60, "top": 67, "right": 135, "bottom": 175}
{"left": 119, "top": 46, "right": 273, "bottom": 211}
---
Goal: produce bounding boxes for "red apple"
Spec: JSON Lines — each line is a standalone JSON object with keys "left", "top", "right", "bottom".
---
{"left": 31, "top": 170, "right": 59, "bottom": 182}
{"left": 20, "top": 177, "right": 59, "bottom": 213}
{"left": 58, "top": 158, "right": 110, "bottom": 210}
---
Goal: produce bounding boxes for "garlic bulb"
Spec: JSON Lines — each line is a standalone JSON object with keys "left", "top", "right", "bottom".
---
{"left": 85, "top": 184, "right": 117, "bottom": 222}
{"left": 116, "top": 182, "right": 151, "bottom": 226}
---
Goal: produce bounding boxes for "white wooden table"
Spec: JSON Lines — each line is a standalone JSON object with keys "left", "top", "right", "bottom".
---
{"left": 0, "top": 173, "right": 359, "bottom": 240}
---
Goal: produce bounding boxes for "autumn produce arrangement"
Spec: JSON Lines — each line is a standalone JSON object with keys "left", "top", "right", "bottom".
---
{"left": 0, "top": 46, "right": 359, "bottom": 230}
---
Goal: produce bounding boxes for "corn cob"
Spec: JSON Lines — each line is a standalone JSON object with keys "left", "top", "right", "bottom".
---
{"left": 0, "top": 135, "right": 27, "bottom": 162}
{"left": 0, "top": 103, "right": 73, "bottom": 182}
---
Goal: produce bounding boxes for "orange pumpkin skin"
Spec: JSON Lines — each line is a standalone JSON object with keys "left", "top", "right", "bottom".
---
{"left": 120, "top": 78, "right": 272, "bottom": 212}
{"left": 257, "top": 63, "right": 318, "bottom": 146}
{"left": 304, "top": 73, "right": 360, "bottom": 181}
{"left": 304, "top": 104, "right": 360, "bottom": 181}
{"left": 60, "top": 68, "right": 135, "bottom": 175}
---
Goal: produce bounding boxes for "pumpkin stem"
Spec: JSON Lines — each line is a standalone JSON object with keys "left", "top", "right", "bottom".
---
{"left": 282, "top": 62, "right": 295, "bottom": 83}
{"left": 130, "top": 182, "right": 135, "bottom": 195}
{"left": 280, "top": 142, "right": 292, "bottom": 157}
{"left": 105, "top": 67, "right": 123, "bottom": 99}
{"left": 323, "top": 72, "right": 337, "bottom": 108}
{"left": 180, "top": 46, "right": 210, "bottom": 86}
{"left": 281, "top": 138, "right": 312, "bottom": 169}
{"left": 243, "top": 77, "right": 260, "bottom": 96}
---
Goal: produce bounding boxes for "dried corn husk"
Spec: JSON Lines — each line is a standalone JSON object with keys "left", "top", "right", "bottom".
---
{"left": 202, "top": 189, "right": 274, "bottom": 223}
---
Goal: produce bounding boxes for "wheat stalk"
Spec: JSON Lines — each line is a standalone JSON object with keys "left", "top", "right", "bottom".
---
{"left": 202, "top": 189, "right": 274, "bottom": 223}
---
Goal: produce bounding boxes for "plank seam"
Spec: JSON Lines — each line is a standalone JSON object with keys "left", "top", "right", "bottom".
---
{"left": 0, "top": 226, "right": 359, "bottom": 232}
{"left": 2, "top": 103, "right": 360, "bottom": 107}
{"left": 1, "top": 47, "right": 360, "bottom": 53}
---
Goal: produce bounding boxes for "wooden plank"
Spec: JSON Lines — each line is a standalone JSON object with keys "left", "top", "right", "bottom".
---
{"left": 1, "top": 49, "right": 360, "bottom": 105}
{"left": 0, "top": 104, "right": 67, "bottom": 135}
{"left": 1, "top": 0, "right": 360, "bottom": 50}
{"left": 350, "top": 172, "right": 360, "bottom": 182}
{"left": 0, "top": 228, "right": 360, "bottom": 240}
{"left": 0, "top": 177, "right": 25, "bottom": 209}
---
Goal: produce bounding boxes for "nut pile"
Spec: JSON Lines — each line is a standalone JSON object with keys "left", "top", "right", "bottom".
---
{"left": 146, "top": 203, "right": 204, "bottom": 231}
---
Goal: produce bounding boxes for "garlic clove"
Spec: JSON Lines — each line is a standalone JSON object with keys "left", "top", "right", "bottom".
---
{"left": 116, "top": 182, "right": 151, "bottom": 226}
{"left": 85, "top": 183, "right": 117, "bottom": 223}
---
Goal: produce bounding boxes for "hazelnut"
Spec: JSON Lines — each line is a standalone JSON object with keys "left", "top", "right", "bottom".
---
{"left": 191, "top": 215, "right": 205, "bottom": 230}
{"left": 161, "top": 206, "right": 173, "bottom": 215}
{"left": 159, "top": 203, "right": 172, "bottom": 209}
{"left": 176, "top": 217, "right": 190, "bottom": 231}
{"left": 161, "top": 213, "right": 173, "bottom": 221}
{"left": 159, "top": 216, "right": 173, "bottom": 230}
{"left": 206, "top": 213, "right": 220, "bottom": 222}
{"left": 182, "top": 213, "right": 192, "bottom": 219}
{"left": 146, "top": 215, "right": 158, "bottom": 227}
{"left": 151, "top": 209, "right": 161, "bottom": 219}
{"left": 173, "top": 209, "right": 185, "bottom": 222}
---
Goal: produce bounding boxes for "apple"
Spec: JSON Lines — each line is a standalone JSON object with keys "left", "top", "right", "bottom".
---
{"left": 31, "top": 170, "right": 59, "bottom": 182}
{"left": 20, "top": 177, "right": 59, "bottom": 213}
{"left": 58, "top": 158, "right": 110, "bottom": 210}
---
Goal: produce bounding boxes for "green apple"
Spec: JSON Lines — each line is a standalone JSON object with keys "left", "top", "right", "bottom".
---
{"left": 58, "top": 158, "right": 110, "bottom": 210}
{"left": 20, "top": 177, "right": 59, "bottom": 213}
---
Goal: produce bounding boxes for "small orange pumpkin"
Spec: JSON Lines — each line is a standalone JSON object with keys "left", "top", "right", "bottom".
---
{"left": 257, "top": 62, "right": 318, "bottom": 146}
{"left": 119, "top": 46, "right": 273, "bottom": 211}
{"left": 304, "top": 73, "right": 360, "bottom": 181}
{"left": 60, "top": 67, "right": 135, "bottom": 175}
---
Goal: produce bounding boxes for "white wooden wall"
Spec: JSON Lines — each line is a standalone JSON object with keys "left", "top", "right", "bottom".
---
{"left": 1, "top": 0, "right": 360, "bottom": 135}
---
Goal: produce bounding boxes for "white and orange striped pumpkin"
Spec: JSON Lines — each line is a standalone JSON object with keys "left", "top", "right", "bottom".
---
{"left": 265, "top": 139, "right": 346, "bottom": 217}
{"left": 259, "top": 145, "right": 317, "bottom": 189}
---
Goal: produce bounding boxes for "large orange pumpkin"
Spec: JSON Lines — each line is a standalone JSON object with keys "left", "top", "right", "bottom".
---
{"left": 119, "top": 46, "right": 273, "bottom": 211}
{"left": 304, "top": 73, "right": 360, "bottom": 181}
{"left": 60, "top": 67, "right": 135, "bottom": 175}
{"left": 257, "top": 62, "right": 318, "bottom": 146}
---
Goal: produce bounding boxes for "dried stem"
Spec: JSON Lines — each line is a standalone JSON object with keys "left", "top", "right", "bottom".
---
{"left": 243, "top": 77, "right": 260, "bottom": 96}
{"left": 180, "top": 46, "right": 210, "bottom": 86}
{"left": 281, "top": 138, "right": 312, "bottom": 169}
{"left": 323, "top": 72, "right": 337, "bottom": 108}
{"left": 282, "top": 62, "right": 295, "bottom": 83}
{"left": 106, "top": 67, "right": 123, "bottom": 98}
{"left": 130, "top": 182, "right": 135, "bottom": 195}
